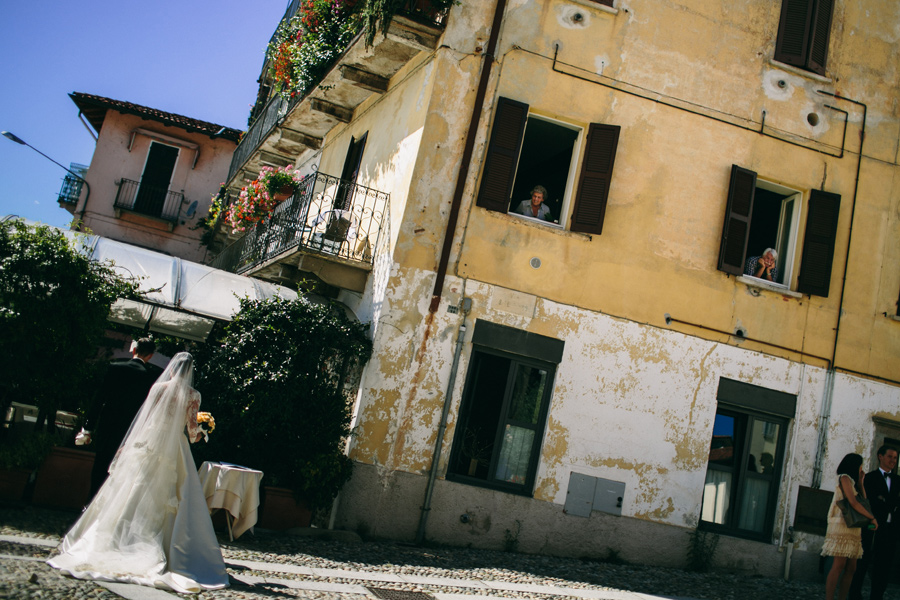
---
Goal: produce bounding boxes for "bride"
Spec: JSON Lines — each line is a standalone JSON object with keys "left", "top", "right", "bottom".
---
{"left": 49, "top": 352, "right": 229, "bottom": 593}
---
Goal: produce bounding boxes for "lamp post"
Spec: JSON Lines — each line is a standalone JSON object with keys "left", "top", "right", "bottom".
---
{"left": 2, "top": 131, "right": 90, "bottom": 230}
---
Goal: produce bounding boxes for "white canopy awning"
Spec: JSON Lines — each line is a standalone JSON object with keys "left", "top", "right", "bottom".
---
{"left": 51, "top": 227, "right": 297, "bottom": 341}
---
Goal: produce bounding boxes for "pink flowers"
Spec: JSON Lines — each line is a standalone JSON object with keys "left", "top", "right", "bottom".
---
{"left": 225, "top": 166, "right": 303, "bottom": 233}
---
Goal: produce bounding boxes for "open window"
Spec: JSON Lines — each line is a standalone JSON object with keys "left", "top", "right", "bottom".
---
{"left": 773, "top": 0, "right": 835, "bottom": 76}
{"left": 135, "top": 141, "right": 179, "bottom": 218}
{"left": 717, "top": 165, "right": 841, "bottom": 296}
{"left": 476, "top": 97, "right": 619, "bottom": 235}
{"left": 447, "top": 321, "right": 564, "bottom": 496}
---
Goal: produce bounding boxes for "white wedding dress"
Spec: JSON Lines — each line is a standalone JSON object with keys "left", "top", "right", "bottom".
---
{"left": 48, "top": 353, "right": 228, "bottom": 593}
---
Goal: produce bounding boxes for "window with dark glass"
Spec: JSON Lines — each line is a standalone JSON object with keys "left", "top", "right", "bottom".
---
{"left": 447, "top": 321, "right": 563, "bottom": 495}
{"left": 476, "top": 96, "right": 620, "bottom": 235}
{"left": 717, "top": 164, "right": 841, "bottom": 297}
{"left": 773, "top": 0, "right": 835, "bottom": 76}
{"left": 700, "top": 379, "right": 795, "bottom": 540}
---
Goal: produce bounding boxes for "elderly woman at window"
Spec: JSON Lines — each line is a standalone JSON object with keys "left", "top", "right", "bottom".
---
{"left": 745, "top": 248, "right": 778, "bottom": 282}
{"left": 515, "top": 185, "right": 553, "bottom": 222}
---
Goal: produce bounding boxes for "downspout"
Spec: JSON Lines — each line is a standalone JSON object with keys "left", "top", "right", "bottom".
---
{"left": 811, "top": 92, "right": 867, "bottom": 489}
{"left": 429, "top": 0, "right": 508, "bottom": 314}
{"left": 416, "top": 294, "right": 472, "bottom": 544}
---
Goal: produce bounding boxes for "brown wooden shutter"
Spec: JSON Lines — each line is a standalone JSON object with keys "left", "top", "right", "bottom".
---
{"left": 807, "top": 0, "right": 834, "bottom": 75}
{"left": 774, "top": 0, "right": 814, "bottom": 68}
{"left": 797, "top": 189, "right": 840, "bottom": 297}
{"left": 717, "top": 166, "right": 757, "bottom": 276}
{"left": 570, "top": 123, "right": 620, "bottom": 235}
{"left": 476, "top": 97, "right": 528, "bottom": 213}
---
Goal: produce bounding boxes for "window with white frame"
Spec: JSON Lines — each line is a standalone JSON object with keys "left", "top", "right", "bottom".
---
{"left": 477, "top": 97, "right": 620, "bottom": 235}
{"left": 717, "top": 165, "right": 841, "bottom": 296}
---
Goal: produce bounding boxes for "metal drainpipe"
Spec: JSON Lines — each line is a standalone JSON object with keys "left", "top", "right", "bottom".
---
{"left": 416, "top": 296, "right": 472, "bottom": 545}
{"left": 429, "top": 0, "right": 508, "bottom": 314}
{"left": 811, "top": 92, "right": 867, "bottom": 490}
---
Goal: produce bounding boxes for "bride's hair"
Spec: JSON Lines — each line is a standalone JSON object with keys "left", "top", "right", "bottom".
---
{"left": 157, "top": 352, "right": 194, "bottom": 386}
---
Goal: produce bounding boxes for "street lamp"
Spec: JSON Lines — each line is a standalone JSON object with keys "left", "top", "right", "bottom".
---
{"left": 2, "top": 131, "right": 90, "bottom": 229}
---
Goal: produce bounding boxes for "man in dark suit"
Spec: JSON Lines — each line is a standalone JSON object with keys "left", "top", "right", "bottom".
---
{"left": 78, "top": 338, "right": 158, "bottom": 497}
{"left": 850, "top": 444, "right": 899, "bottom": 600}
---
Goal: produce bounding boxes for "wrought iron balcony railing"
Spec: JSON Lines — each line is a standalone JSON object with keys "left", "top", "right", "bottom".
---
{"left": 57, "top": 172, "right": 85, "bottom": 205}
{"left": 227, "top": 91, "right": 300, "bottom": 185}
{"left": 210, "top": 170, "right": 388, "bottom": 277}
{"left": 114, "top": 178, "right": 184, "bottom": 223}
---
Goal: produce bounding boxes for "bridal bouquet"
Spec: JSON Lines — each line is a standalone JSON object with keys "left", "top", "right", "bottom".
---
{"left": 197, "top": 412, "right": 216, "bottom": 442}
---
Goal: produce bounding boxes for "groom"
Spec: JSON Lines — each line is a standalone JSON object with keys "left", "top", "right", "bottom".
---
{"left": 849, "top": 444, "right": 899, "bottom": 600}
{"left": 79, "top": 338, "right": 158, "bottom": 498}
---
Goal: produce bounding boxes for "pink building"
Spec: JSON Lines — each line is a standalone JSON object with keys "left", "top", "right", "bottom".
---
{"left": 61, "top": 93, "right": 241, "bottom": 262}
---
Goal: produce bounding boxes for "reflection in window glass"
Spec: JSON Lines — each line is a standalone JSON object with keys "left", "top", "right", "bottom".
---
{"left": 709, "top": 414, "right": 735, "bottom": 467}
{"left": 509, "top": 366, "right": 547, "bottom": 424}
{"left": 700, "top": 407, "right": 787, "bottom": 540}
{"left": 495, "top": 425, "right": 535, "bottom": 484}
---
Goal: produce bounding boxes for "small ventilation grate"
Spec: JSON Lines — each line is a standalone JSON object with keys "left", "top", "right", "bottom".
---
{"left": 367, "top": 588, "right": 436, "bottom": 600}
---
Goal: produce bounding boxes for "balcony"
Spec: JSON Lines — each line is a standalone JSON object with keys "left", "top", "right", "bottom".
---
{"left": 114, "top": 178, "right": 184, "bottom": 227}
{"left": 57, "top": 163, "right": 88, "bottom": 215}
{"left": 210, "top": 170, "right": 387, "bottom": 293}
{"left": 225, "top": 4, "right": 446, "bottom": 187}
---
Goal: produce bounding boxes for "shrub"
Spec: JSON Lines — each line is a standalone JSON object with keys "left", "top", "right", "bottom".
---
{"left": 194, "top": 295, "right": 372, "bottom": 509}
{"left": 0, "top": 220, "right": 140, "bottom": 432}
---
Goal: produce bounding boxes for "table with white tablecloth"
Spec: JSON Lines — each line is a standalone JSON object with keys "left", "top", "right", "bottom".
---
{"left": 197, "top": 461, "right": 264, "bottom": 540}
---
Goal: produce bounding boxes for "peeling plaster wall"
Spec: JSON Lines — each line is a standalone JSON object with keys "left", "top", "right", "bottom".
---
{"left": 330, "top": 0, "right": 900, "bottom": 580}
{"left": 338, "top": 272, "right": 900, "bottom": 578}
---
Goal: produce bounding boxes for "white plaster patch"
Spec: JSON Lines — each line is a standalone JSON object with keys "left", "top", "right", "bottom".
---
{"left": 556, "top": 4, "right": 591, "bottom": 29}
{"left": 416, "top": 63, "right": 434, "bottom": 112}
{"left": 761, "top": 70, "right": 796, "bottom": 101}
{"left": 594, "top": 55, "right": 609, "bottom": 76}
{"left": 488, "top": 287, "right": 537, "bottom": 318}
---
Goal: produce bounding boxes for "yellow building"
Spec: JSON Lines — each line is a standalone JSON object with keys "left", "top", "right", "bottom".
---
{"left": 214, "top": 0, "right": 900, "bottom": 579}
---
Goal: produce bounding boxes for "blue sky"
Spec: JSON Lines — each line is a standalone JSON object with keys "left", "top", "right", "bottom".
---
{"left": 0, "top": 0, "right": 289, "bottom": 228}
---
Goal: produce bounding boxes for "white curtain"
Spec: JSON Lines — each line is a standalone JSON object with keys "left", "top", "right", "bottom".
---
{"left": 701, "top": 470, "right": 731, "bottom": 524}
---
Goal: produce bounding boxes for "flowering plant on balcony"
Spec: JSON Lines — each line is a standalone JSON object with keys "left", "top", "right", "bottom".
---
{"left": 267, "top": 0, "right": 362, "bottom": 102}
{"left": 225, "top": 166, "right": 302, "bottom": 233}
{"left": 259, "top": 165, "right": 303, "bottom": 198}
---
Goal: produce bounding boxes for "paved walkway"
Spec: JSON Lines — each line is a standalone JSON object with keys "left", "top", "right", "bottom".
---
{"left": 1, "top": 505, "right": 888, "bottom": 600}
{"left": 0, "top": 532, "right": 685, "bottom": 600}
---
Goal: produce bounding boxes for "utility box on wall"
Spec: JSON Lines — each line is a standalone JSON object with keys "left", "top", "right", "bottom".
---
{"left": 564, "top": 472, "right": 625, "bottom": 517}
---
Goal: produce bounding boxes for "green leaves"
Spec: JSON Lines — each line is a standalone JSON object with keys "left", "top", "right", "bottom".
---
{"left": 0, "top": 220, "right": 142, "bottom": 428}
{"left": 194, "top": 295, "right": 372, "bottom": 509}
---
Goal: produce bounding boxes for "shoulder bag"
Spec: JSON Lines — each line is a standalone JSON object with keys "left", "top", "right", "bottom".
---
{"left": 836, "top": 496, "right": 873, "bottom": 528}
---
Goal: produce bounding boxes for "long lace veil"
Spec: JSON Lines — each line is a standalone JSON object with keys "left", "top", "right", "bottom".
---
{"left": 109, "top": 352, "right": 196, "bottom": 475}
{"left": 53, "top": 352, "right": 206, "bottom": 585}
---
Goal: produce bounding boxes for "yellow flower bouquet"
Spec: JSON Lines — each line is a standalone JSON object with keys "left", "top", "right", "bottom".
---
{"left": 197, "top": 411, "right": 216, "bottom": 442}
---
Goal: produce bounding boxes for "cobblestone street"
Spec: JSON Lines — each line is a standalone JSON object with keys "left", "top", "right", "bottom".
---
{"left": 5, "top": 505, "right": 898, "bottom": 600}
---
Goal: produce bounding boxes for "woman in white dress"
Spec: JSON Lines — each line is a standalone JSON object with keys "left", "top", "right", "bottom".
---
{"left": 49, "top": 352, "right": 229, "bottom": 593}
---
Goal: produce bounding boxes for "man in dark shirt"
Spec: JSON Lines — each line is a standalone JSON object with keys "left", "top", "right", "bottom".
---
{"left": 78, "top": 338, "right": 157, "bottom": 497}
{"left": 849, "top": 444, "right": 899, "bottom": 600}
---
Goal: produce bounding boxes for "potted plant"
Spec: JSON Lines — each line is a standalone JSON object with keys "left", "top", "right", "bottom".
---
{"left": 0, "top": 431, "right": 58, "bottom": 502}
{"left": 194, "top": 295, "right": 372, "bottom": 526}
{"left": 225, "top": 166, "right": 303, "bottom": 233}
{"left": 260, "top": 165, "right": 303, "bottom": 201}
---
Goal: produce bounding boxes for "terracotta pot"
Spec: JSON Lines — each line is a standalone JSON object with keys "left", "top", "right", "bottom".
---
{"left": 32, "top": 447, "right": 94, "bottom": 509}
{"left": 0, "top": 468, "right": 32, "bottom": 502}
{"left": 257, "top": 486, "right": 311, "bottom": 529}
{"left": 272, "top": 185, "right": 295, "bottom": 202}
